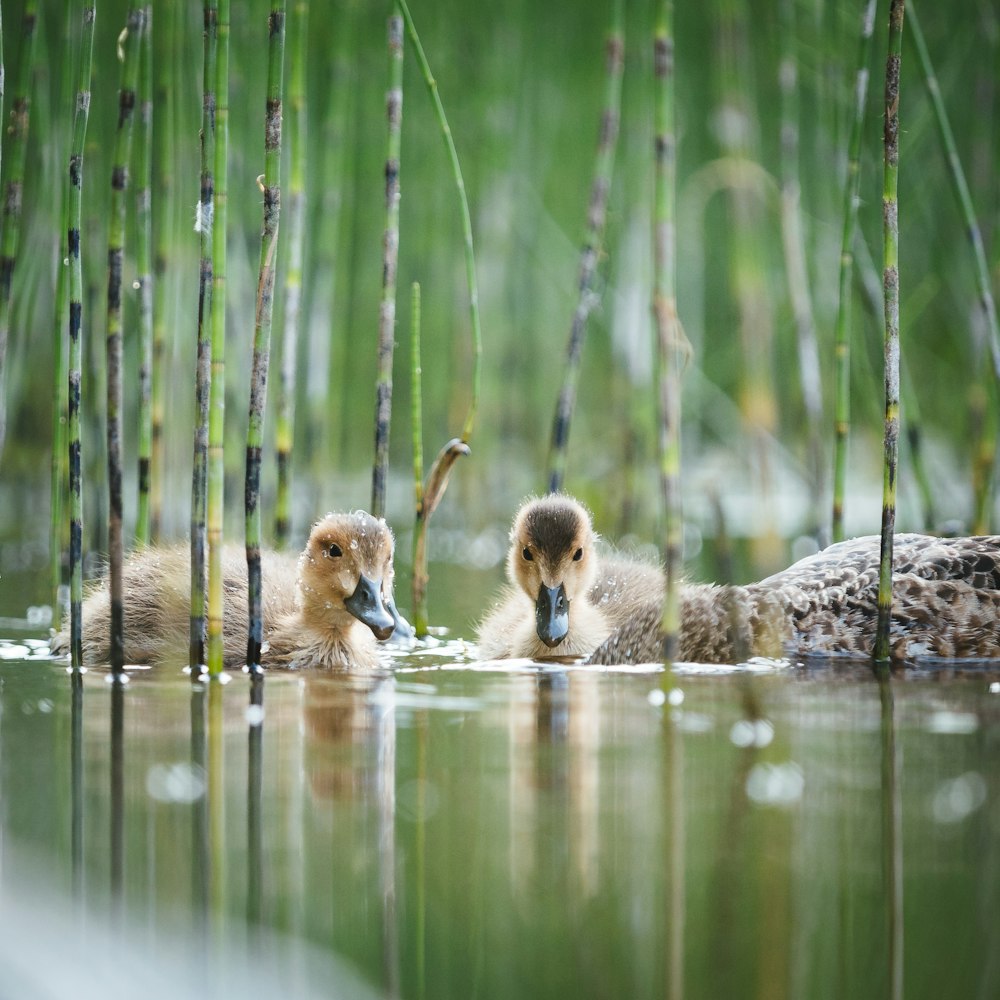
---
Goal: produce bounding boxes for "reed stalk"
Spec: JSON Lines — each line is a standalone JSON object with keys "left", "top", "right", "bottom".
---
{"left": 874, "top": 0, "right": 905, "bottom": 664}
{"left": 245, "top": 3, "right": 286, "bottom": 671}
{"left": 909, "top": 2, "right": 1000, "bottom": 400}
{"left": 274, "top": 0, "right": 308, "bottom": 547}
{"left": 106, "top": 7, "right": 145, "bottom": 678}
{"left": 135, "top": 5, "right": 153, "bottom": 546}
{"left": 409, "top": 280, "right": 470, "bottom": 637}
{"left": 654, "top": 0, "right": 682, "bottom": 667}
{"left": 777, "top": 0, "right": 823, "bottom": 541}
{"left": 150, "top": 0, "right": 178, "bottom": 541}
{"left": 66, "top": 0, "right": 95, "bottom": 673}
{"left": 546, "top": 0, "right": 623, "bottom": 494}
{"left": 371, "top": 14, "right": 403, "bottom": 520}
{"left": 206, "top": 0, "right": 230, "bottom": 675}
{"left": 396, "top": 0, "right": 482, "bottom": 446}
{"left": 51, "top": 199, "right": 68, "bottom": 614}
{"left": 0, "top": 0, "right": 38, "bottom": 461}
{"left": 832, "top": 0, "right": 878, "bottom": 542}
{"left": 190, "top": 0, "right": 217, "bottom": 674}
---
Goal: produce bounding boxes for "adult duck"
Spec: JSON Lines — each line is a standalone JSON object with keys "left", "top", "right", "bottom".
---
{"left": 52, "top": 511, "right": 404, "bottom": 670}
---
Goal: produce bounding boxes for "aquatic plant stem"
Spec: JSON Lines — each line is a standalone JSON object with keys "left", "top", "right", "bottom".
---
{"left": 190, "top": 0, "right": 217, "bottom": 675}
{"left": 410, "top": 283, "right": 427, "bottom": 634}
{"left": 396, "top": 0, "right": 482, "bottom": 445}
{"left": 135, "top": 5, "right": 154, "bottom": 546}
{"left": 0, "top": 0, "right": 37, "bottom": 461}
{"left": 654, "top": 0, "right": 682, "bottom": 667}
{"left": 909, "top": 2, "right": 1000, "bottom": 389}
{"left": 67, "top": 1, "right": 96, "bottom": 671}
{"left": 106, "top": 7, "right": 146, "bottom": 678}
{"left": 777, "top": 0, "right": 824, "bottom": 541}
{"left": 274, "top": 0, "right": 308, "bottom": 548}
{"left": 371, "top": 14, "right": 403, "bottom": 521}
{"left": 207, "top": 0, "right": 230, "bottom": 675}
{"left": 832, "top": 0, "right": 878, "bottom": 543}
{"left": 51, "top": 201, "right": 69, "bottom": 614}
{"left": 874, "top": 0, "right": 905, "bottom": 664}
{"left": 546, "top": 0, "right": 623, "bottom": 494}
{"left": 246, "top": 2, "right": 286, "bottom": 671}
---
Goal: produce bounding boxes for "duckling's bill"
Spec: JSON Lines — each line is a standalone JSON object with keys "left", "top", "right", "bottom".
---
{"left": 535, "top": 582, "right": 569, "bottom": 647}
{"left": 344, "top": 574, "right": 395, "bottom": 640}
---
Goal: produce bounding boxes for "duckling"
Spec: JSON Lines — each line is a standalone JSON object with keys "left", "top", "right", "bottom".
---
{"left": 476, "top": 495, "right": 662, "bottom": 661}
{"left": 51, "top": 511, "right": 402, "bottom": 670}
{"left": 589, "top": 532, "right": 1000, "bottom": 665}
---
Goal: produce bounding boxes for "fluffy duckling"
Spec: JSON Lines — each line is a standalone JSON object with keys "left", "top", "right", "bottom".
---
{"left": 479, "top": 497, "right": 1000, "bottom": 665}
{"left": 476, "top": 495, "right": 662, "bottom": 660}
{"left": 51, "top": 511, "right": 401, "bottom": 670}
{"left": 589, "top": 532, "right": 1000, "bottom": 665}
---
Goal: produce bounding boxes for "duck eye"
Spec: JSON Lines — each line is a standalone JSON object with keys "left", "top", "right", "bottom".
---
{"left": 329, "top": 543, "right": 343, "bottom": 558}
{"left": 522, "top": 547, "right": 533, "bottom": 561}
{"left": 573, "top": 547, "right": 583, "bottom": 561}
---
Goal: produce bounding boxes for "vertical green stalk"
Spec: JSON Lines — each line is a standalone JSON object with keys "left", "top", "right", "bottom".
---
{"left": 51, "top": 199, "right": 69, "bottom": 613}
{"left": 832, "top": 0, "right": 878, "bottom": 542}
{"left": 546, "top": 0, "right": 624, "bottom": 494}
{"left": 67, "top": 1, "right": 96, "bottom": 671}
{"left": 654, "top": 0, "right": 681, "bottom": 668}
{"left": 777, "top": 0, "right": 823, "bottom": 540}
{"left": 371, "top": 14, "right": 403, "bottom": 520}
{"left": 206, "top": 0, "right": 230, "bottom": 675}
{"left": 150, "top": 0, "right": 177, "bottom": 542}
{"left": 135, "top": 4, "right": 153, "bottom": 545}
{"left": 190, "top": 0, "right": 217, "bottom": 674}
{"left": 274, "top": 0, "right": 308, "bottom": 547}
{"left": 0, "top": 0, "right": 38, "bottom": 460}
{"left": 410, "top": 283, "right": 427, "bottom": 635}
{"left": 246, "top": 3, "right": 286, "bottom": 671}
{"left": 874, "top": 0, "right": 905, "bottom": 664}
{"left": 909, "top": 3, "right": 1000, "bottom": 414}
{"left": 396, "top": 0, "right": 482, "bottom": 445}
{"left": 106, "top": 7, "right": 145, "bottom": 678}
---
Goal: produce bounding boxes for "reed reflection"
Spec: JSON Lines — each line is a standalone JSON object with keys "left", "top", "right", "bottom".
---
{"left": 247, "top": 672, "right": 264, "bottom": 931}
{"left": 110, "top": 677, "right": 124, "bottom": 921}
{"left": 878, "top": 671, "right": 903, "bottom": 1000}
{"left": 70, "top": 671, "right": 84, "bottom": 901}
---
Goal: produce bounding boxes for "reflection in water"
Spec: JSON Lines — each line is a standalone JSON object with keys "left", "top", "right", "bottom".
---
{"left": 110, "top": 678, "right": 124, "bottom": 920}
{"left": 0, "top": 655, "right": 997, "bottom": 998}
{"left": 879, "top": 671, "right": 903, "bottom": 1000}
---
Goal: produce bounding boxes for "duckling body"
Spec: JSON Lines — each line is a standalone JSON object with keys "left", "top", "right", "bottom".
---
{"left": 51, "top": 511, "right": 400, "bottom": 670}
{"left": 480, "top": 498, "right": 1000, "bottom": 665}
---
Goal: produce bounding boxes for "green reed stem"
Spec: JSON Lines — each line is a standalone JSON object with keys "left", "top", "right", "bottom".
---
{"left": 832, "top": 0, "right": 878, "bottom": 543}
{"left": 410, "top": 283, "right": 428, "bottom": 635}
{"left": 909, "top": 3, "right": 1000, "bottom": 388}
{"left": 191, "top": 0, "right": 217, "bottom": 675}
{"left": 67, "top": 2, "right": 96, "bottom": 671}
{"left": 106, "top": 8, "right": 145, "bottom": 678}
{"left": 396, "top": 0, "right": 482, "bottom": 445}
{"left": 246, "top": 2, "right": 286, "bottom": 671}
{"left": 777, "top": 0, "right": 823, "bottom": 541}
{"left": 546, "top": 0, "right": 623, "bottom": 495}
{"left": 371, "top": 14, "right": 403, "bottom": 520}
{"left": 135, "top": 5, "right": 153, "bottom": 546}
{"left": 0, "top": 0, "right": 38, "bottom": 461}
{"left": 654, "top": 0, "right": 681, "bottom": 667}
{"left": 274, "top": 0, "right": 308, "bottom": 548}
{"left": 51, "top": 197, "right": 69, "bottom": 615}
{"left": 206, "top": 0, "right": 230, "bottom": 675}
{"left": 875, "top": 0, "right": 905, "bottom": 664}
{"left": 150, "top": 0, "right": 178, "bottom": 542}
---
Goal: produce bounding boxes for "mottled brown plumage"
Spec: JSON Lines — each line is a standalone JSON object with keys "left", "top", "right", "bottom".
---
{"left": 479, "top": 498, "right": 1000, "bottom": 665}
{"left": 51, "top": 511, "right": 399, "bottom": 670}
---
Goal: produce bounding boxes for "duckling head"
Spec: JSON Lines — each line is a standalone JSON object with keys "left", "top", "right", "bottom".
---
{"left": 298, "top": 511, "right": 397, "bottom": 640}
{"left": 508, "top": 495, "right": 599, "bottom": 648}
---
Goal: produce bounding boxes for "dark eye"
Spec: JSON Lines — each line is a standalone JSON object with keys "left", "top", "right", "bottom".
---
{"left": 522, "top": 547, "right": 533, "bottom": 561}
{"left": 573, "top": 547, "right": 583, "bottom": 561}
{"left": 329, "top": 543, "right": 343, "bottom": 558}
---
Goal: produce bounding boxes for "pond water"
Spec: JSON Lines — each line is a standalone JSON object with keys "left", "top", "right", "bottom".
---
{"left": 1, "top": 635, "right": 998, "bottom": 999}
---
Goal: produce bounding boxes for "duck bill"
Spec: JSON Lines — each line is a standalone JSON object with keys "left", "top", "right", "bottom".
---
{"left": 535, "top": 583, "right": 569, "bottom": 648}
{"left": 344, "top": 575, "right": 396, "bottom": 641}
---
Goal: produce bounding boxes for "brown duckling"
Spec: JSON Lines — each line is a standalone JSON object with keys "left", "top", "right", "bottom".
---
{"left": 479, "top": 497, "right": 1000, "bottom": 665}
{"left": 589, "top": 531, "right": 1000, "bottom": 665}
{"left": 51, "top": 511, "right": 402, "bottom": 670}
{"left": 476, "top": 495, "right": 662, "bottom": 661}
